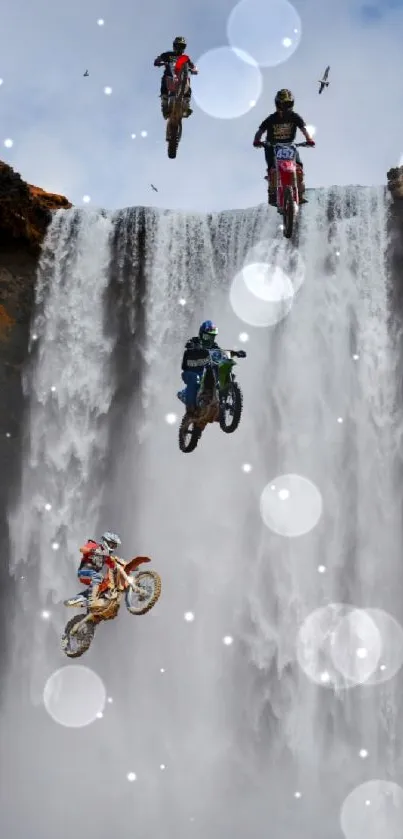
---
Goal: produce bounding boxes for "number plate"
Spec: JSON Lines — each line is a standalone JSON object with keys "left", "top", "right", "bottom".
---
{"left": 275, "top": 146, "right": 296, "bottom": 160}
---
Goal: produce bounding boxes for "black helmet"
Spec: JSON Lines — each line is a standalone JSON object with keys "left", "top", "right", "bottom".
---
{"left": 275, "top": 88, "right": 294, "bottom": 111}
{"left": 173, "top": 36, "right": 187, "bottom": 53}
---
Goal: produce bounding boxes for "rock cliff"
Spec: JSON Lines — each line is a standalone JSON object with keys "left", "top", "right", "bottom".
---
{"left": 0, "top": 161, "right": 71, "bottom": 439}
{"left": 0, "top": 162, "right": 71, "bottom": 675}
{"left": 387, "top": 165, "right": 403, "bottom": 202}
{"left": 387, "top": 165, "right": 403, "bottom": 315}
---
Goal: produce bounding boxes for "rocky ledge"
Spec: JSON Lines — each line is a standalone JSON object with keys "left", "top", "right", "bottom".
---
{"left": 0, "top": 160, "right": 71, "bottom": 353}
{"left": 387, "top": 165, "right": 403, "bottom": 201}
{"left": 0, "top": 161, "right": 71, "bottom": 501}
{"left": 0, "top": 160, "right": 71, "bottom": 673}
{"left": 0, "top": 160, "right": 71, "bottom": 256}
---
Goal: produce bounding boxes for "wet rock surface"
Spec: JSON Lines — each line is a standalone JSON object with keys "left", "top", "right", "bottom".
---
{"left": 0, "top": 164, "right": 70, "bottom": 681}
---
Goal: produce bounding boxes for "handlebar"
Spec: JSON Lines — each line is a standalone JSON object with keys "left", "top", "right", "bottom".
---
{"left": 260, "top": 141, "right": 314, "bottom": 148}
{"left": 156, "top": 59, "right": 197, "bottom": 72}
{"left": 213, "top": 349, "right": 247, "bottom": 359}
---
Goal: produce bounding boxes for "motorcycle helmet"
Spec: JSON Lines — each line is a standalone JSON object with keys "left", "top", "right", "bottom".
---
{"left": 173, "top": 36, "right": 187, "bottom": 54}
{"left": 101, "top": 532, "right": 122, "bottom": 553}
{"left": 199, "top": 320, "right": 218, "bottom": 347}
{"left": 275, "top": 88, "right": 294, "bottom": 111}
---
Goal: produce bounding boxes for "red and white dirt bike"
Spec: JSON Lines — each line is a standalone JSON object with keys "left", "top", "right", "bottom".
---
{"left": 164, "top": 55, "right": 197, "bottom": 159}
{"left": 263, "top": 141, "right": 314, "bottom": 239}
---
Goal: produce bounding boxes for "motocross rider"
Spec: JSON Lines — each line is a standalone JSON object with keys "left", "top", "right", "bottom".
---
{"left": 253, "top": 89, "right": 315, "bottom": 205}
{"left": 179, "top": 320, "right": 246, "bottom": 415}
{"left": 154, "top": 36, "right": 198, "bottom": 119}
{"left": 179, "top": 320, "right": 220, "bottom": 415}
{"left": 69, "top": 531, "right": 122, "bottom": 612}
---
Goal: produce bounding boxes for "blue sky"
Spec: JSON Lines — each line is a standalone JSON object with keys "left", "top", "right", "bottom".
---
{"left": 0, "top": 0, "right": 402, "bottom": 211}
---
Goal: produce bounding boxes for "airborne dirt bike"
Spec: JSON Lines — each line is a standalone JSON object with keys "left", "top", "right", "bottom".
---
{"left": 263, "top": 141, "right": 314, "bottom": 239}
{"left": 164, "top": 55, "right": 197, "bottom": 159}
{"left": 177, "top": 348, "right": 246, "bottom": 453}
{"left": 61, "top": 556, "right": 161, "bottom": 658}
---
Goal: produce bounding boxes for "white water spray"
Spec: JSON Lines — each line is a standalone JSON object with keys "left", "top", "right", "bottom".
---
{"left": 8, "top": 209, "right": 115, "bottom": 697}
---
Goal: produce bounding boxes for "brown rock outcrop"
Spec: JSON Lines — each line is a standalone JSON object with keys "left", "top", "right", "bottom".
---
{"left": 0, "top": 160, "right": 71, "bottom": 255}
{"left": 387, "top": 165, "right": 403, "bottom": 201}
{"left": 0, "top": 164, "right": 71, "bottom": 679}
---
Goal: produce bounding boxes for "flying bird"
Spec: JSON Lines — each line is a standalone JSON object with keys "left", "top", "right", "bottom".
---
{"left": 318, "top": 65, "right": 330, "bottom": 94}
{"left": 151, "top": 184, "right": 158, "bottom": 192}
{"left": 83, "top": 70, "right": 89, "bottom": 77}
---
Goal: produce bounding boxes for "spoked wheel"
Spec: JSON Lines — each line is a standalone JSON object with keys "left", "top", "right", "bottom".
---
{"left": 219, "top": 381, "right": 243, "bottom": 433}
{"left": 61, "top": 615, "right": 95, "bottom": 658}
{"left": 178, "top": 413, "right": 202, "bottom": 453}
{"left": 167, "top": 119, "right": 182, "bottom": 159}
{"left": 125, "top": 570, "right": 162, "bottom": 615}
{"left": 283, "top": 188, "right": 296, "bottom": 239}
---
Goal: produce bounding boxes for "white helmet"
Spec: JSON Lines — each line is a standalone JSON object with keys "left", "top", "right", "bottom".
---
{"left": 101, "top": 531, "right": 122, "bottom": 552}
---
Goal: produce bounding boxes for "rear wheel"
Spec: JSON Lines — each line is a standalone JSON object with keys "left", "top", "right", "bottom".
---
{"left": 219, "top": 381, "right": 243, "bottom": 433}
{"left": 283, "top": 188, "right": 295, "bottom": 239}
{"left": 179, "top": 413, "right": 202, "bottom": 452}
{"left": 61, "top": 615, "right": 95, "bottom": 658}
{"left": 125, "top": 570, "right": 162, "bottom": 615}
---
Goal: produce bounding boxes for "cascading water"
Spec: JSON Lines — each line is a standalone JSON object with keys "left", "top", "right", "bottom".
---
{"left": 2, "top": 190, "right": 403, "bottom": 839}
{"left": 7, "top": 208, "right": 115, "bottom": 697}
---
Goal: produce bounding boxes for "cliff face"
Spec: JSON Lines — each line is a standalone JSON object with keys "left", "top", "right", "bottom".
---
{"left": 387, "top": 165, "right": 403, "bottom": 313}
{"left": 0, "top": 163, "right": 71, "bottom": 675}
{"left": 0, "top": 161, "right": 71, "bottom": 434}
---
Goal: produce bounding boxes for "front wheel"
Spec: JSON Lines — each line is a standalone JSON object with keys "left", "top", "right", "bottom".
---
{"left": 219, "top": 381, "right": 243, "bottom": 433}
{"left": 283, "top": 187, "right": 296, "bottom": 239}
{"left": 125, "top": 570, "right": 162, "bottom": 615}
{"left": 179, "top": 414, "right": 202, "bottom": 452}
{"left": 167, "top": 119, "right": 182, "bottom": 159}
{"left": 61, "top": 615, "right": 95, "bottom": 658}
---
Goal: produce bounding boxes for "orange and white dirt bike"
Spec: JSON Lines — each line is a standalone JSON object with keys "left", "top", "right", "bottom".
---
{"left": 61, "top": 556, "right": 161, "bottom": 658}
{"left": 164, "top": 55, "right": 197, "bottom": 159}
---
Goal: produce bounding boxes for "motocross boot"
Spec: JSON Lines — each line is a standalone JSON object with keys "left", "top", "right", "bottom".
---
{"left": 297, "top": 165, "right": 308, "bottom": 204}
{"left": 160, "top": 95, "right": 170, "bottom": 120}
{"left": 63, "top": 589, "right": 89, "bottom": 607}
{"left": 182, "top": 93, "right": 193, "bottom": 118}
{"left": 264, "top": 169, "right": 277, "bottom": 206}
{"left": 88, "top": 583, "right": 106, "bottom": 613}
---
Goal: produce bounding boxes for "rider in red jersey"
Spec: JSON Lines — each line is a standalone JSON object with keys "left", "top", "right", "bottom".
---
{"left": 67, "top": 531, "right": 122, "bottom": 611}
{"left": 154, "top": 36, "right": 198, "bottom": 119}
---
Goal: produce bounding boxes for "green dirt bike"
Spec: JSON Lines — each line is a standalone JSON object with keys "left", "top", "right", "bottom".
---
{"left": 177, "top": 348, "right": 247, "bottom": 453}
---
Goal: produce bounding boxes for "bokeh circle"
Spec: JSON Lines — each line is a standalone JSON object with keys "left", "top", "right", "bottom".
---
{"left": 297, "top": 604, "right": 352, "bottom": 689}
{"left": 329, "top": 608, "right": 382, "bottom": 684}
{"left": 227, "top": 0, "right": 302, "bottom": 68}
{"left": 230, "top": 261, "right": 295, "bottom": 326}
{"left": 360, "top": 608, "right": 403, "bottom": 685}
{"left": 193, "top": 46, "right": 262, "bottom": 119}
{"left": 340, "top": 780, "right": 403, "bottom": 839}
{"left": 260, "top": 474, "right": 323, "bottom": 537}
{"left": 297, "top": 604, "right": 386, "bottom": 689}
{"left": 43, "top": 665, "right": 106, "bottom": 727}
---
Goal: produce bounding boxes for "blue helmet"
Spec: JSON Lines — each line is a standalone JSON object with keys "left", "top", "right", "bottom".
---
{"left": 199, "top": 320, "right": 218, "bottom": 346}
